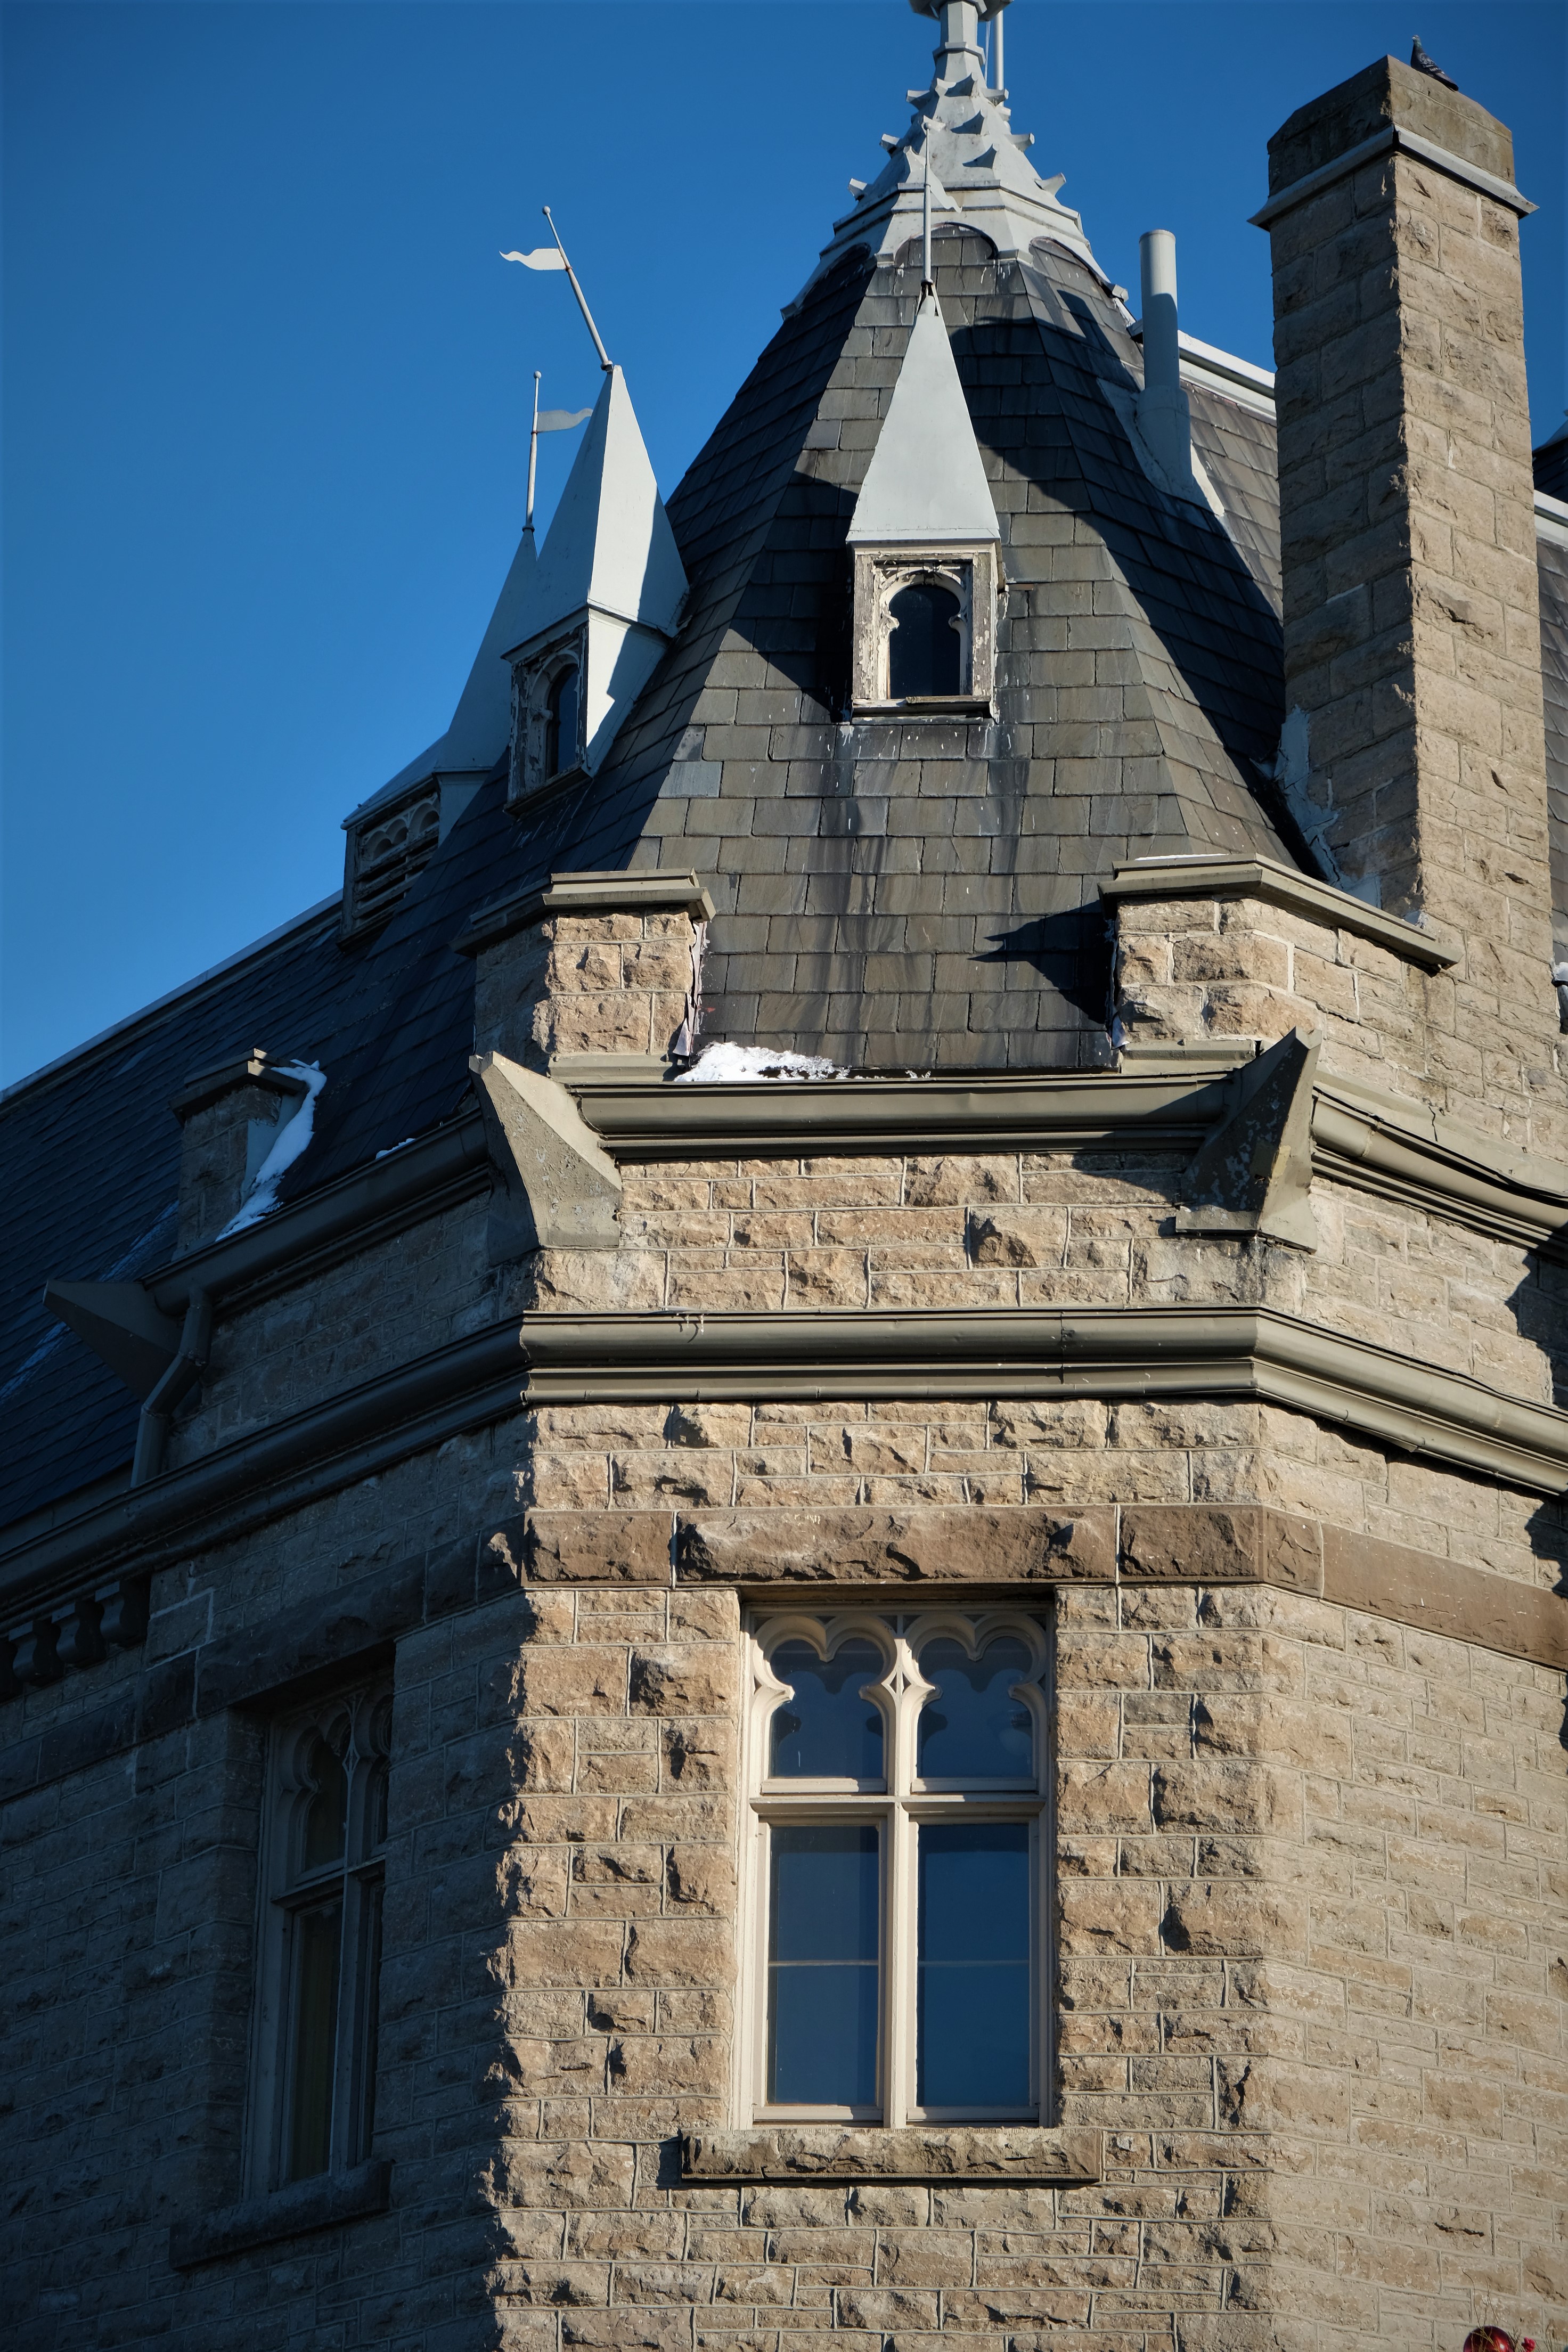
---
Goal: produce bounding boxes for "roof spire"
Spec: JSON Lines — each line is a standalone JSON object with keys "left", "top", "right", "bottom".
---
{"left": 793, "top": 0, "right": 1116, "bottom": 306}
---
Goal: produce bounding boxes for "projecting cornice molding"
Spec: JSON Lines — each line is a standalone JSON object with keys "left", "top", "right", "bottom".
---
{"left": 1250, "top": 121, "right": 1535, "bottom": 227}
{"left": 513, "top": 1304, "right": 1568, "bottom": 1494}
{"left": 7, "top": 1298, "right": 1568, "bottom": 1632}
{"left": 1100, "top": 854, "right": 1458, "bottom": 970}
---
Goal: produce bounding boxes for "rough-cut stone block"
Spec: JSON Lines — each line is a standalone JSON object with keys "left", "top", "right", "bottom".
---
{"left": 675, "top": 1506, "right": 1116, "bottom": 1585}
{"left": 1119, "top": 1507, "right": 1323, "bottom": 1595}
{"left": 681, "top": 2127, "right": 1102, "bottom": 2184}
{"left": 509, "top": 1511, "right": 673, "bottom": 1584}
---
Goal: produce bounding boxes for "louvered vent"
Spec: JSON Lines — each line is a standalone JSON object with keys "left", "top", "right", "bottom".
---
{"left": 346, "top": 786, "right": 440, "bottom": 934}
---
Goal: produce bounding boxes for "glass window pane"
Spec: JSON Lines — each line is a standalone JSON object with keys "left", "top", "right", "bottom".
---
{"left": 767, "top": 1826, "right": 880, "bottom": 2106}
{"left": 351, "top": 1881, "right": 384, "bottom": 2163}
{"left": 916, "top": 1636, "right": 1034, "bottom": 1779}
{"left": 285, "top": 1899, "right": 342, "bottom": 2181}
{"left": 769, "top": 1640, "right": 884, "bottom": 1780}
{"left": 917, "top": 1823, "right": 1031, "bottom": 2109}
{"left": 889, "top": 582, "right": 961, "bottom": 697}
{"left": 301, "top": 1736, "right": 348, "bottom": 1868}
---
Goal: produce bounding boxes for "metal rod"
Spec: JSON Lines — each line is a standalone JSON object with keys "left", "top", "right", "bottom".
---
{"left": 922, "top": 139, "right": 934, "bottom": 292}
{"left": 526, "top": 370, "right": 541, "bottom": 533}
{"left": 993, "top": 6, "right": 1003, "bottom": 92}
{"left": 542, "top": 206, "right": 613, "bottom": 372}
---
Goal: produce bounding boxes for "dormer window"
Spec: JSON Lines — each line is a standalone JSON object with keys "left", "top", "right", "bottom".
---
{"left": 851, "top": 546, "right": 998, "bottom": 713}
{"left": 544, "top": 662, "right": 580, "bottom": 780}
{"left": 511, "top": 633, "right": 588, "bottom": 805}
{"left": 343, "top": 783, "right": 440, "bottom": 936}
{"left": 844, "top": 289, "right": 1003, "bottom": 718}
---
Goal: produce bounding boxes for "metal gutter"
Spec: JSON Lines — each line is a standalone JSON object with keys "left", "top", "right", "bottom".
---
{"left": 1313, "top": 1089, "right": 1568, "bottom": 1253}
{"left": 142, "top": 1110, "right": 491, "bottom": 1315}
{"left": 0, "top": 1320, "right": 528, "bottom": 1609}
{"left": 510, "top": 1306, "right": 1568, "bottom": 1493}
{"left": 567, "top": 1070, "right": 1230, "bottom": 1159}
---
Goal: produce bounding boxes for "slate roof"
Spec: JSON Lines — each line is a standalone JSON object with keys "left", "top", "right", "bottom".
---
{"left": 5, "top": 219, "right": 1567, "bottom": 1538}
{"left": 0, "top": 908, "right": 359, "bottom": 1530}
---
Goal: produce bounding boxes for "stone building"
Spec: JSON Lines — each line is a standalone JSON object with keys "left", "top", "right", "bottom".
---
{"left": 4, "top": 4, "right": 1567, "bottom": 2345}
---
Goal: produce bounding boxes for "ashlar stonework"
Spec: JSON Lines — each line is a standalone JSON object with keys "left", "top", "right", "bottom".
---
{"left": 3, "top": 14, "right": 1566, "bottom": 2352}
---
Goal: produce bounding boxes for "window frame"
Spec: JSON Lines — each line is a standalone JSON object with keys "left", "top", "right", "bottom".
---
{"left": 247, "top": 1677, "right": 391, "bottom": 2195}
{"left": 738, "top": 1607, "right": 1051, "bottom": 2130}
{"left": 850, "top": 544, "right": 1001, "bottom": 716}
{"left": 509, "top": 629, "right": 589, "bottom": 806}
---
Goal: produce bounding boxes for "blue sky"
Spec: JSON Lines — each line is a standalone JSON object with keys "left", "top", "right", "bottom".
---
{"left": 3, "top": 0, "right": 1564, "bottom": 1087}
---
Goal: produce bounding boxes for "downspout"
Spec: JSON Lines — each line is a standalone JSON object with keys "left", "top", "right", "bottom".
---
{"left": 130, "top": 1289, "right": 213, "bottom": 1485}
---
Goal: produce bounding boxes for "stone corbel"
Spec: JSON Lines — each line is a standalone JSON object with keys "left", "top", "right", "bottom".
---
{"left": 469, "top": 1051, "right": 622, "bottom": 1260}
{"left": 1173, "top": 1026, "right": 1321, "bottom": 1248}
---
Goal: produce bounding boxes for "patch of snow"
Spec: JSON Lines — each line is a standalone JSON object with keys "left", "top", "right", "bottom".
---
{"left": 217, "top": 1063, "right": 327, "bottom": 1237}
{"left": 673, "top": 1042, "right": 844, "bottom": 1085}
{"left": 375, "top": 1139, "right": 416, "bottom": 1159}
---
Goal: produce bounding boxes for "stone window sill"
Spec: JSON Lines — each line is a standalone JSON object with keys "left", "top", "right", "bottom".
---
{"left": 851, "top": 697, "right": 993, "bottom": 721}
{"left": 681, "top": 2126, "right": 1100, "bottom": 2184}
{"left": 168, "top": 2158, "right": 391, "bottom": 2269}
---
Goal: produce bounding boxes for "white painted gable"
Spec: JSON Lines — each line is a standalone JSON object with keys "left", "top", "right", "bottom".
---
{"left": 848, "top": 293, "right": 1000, "bottom": 546}
{"left": 512, "top": 366, "right": 690, "bottom": 774}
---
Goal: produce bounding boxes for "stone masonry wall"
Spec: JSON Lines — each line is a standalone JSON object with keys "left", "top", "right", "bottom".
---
{"left": 1113, "top": 887, "right": 1568, "bottom": 1161}
{"left": 1267, "top": 57, "right": 1556, "bottom": 1113}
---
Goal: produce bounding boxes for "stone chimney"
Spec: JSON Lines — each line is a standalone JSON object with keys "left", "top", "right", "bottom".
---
{"left": 1259, "top": 56, "right": 1556, "bottom": 1113}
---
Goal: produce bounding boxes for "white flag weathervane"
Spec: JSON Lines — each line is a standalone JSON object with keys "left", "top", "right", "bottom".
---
{"left": 523, "top": 370, "right": 591, "bottom": 534}
{"left": 502, "top": 206, "right": 613, "bottom": 371}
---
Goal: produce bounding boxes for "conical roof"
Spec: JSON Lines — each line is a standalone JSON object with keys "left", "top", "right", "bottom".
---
{"left": 848, "top": 290, "right": 1000, "bottom": 545}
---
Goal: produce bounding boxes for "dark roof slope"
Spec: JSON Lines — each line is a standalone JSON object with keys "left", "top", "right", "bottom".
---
{"left": 561, "top": 228, "right": 1294, "bottom": 1068}
{"left": 0, "top": 909, "right": 358, "bottom": 1527}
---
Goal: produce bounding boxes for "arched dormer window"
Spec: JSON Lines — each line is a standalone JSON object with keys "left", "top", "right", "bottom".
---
{"left": 544, "top": 662, "right": 580, "bottom": 780}
{"left": 887, "top": 580, "right": 962, "bottom": 698}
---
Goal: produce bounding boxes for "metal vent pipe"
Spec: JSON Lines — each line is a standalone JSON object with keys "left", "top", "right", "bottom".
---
{"left": 1139, "top": 230, "right": 1180, "bottom": 395}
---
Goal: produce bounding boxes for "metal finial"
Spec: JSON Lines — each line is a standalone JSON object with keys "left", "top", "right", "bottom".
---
{"left": 921, "top": 133, "right": 934, "bottom": 293}
{"left": 526, "top": 371, "right": 542, "bottom": 533}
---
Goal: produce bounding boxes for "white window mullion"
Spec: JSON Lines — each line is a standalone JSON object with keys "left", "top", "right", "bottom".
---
{"left": 885, "top": 1800, "right": 913, "bottom": 2126}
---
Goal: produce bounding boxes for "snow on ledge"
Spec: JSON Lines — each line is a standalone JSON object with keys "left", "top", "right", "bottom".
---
{"left": 673, "top": 1042, "right": 845, "bottom": 1085}
{"left": 217, "top": 1062, "right": 328, "bottom": 1236}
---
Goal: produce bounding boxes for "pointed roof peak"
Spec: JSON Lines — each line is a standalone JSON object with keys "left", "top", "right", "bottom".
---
{"left": 847, "top": 288, "right": 1000, "bottom": 548}
{"left": 526, "top": 365, "right": 686, "bottom": 642}
{"left": 796, "top": 0, "right": 1120, "bottom": 305}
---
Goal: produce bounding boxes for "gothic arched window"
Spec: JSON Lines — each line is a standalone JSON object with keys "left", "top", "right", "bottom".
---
{"left": 748, "top": 1610, "right": 1046, "bottom": 2123}
{"left": 544, "top": 663, "right": 580, "bottom": 779}
{"left": 887, "top": 580, "right": 962, "bottom": 698}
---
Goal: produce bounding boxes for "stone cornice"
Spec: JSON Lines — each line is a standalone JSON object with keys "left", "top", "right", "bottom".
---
{"left": 1312, "top": 1080, "right": 1568, "bottom": 1253}
{"left": 453, "top": 869, "right": 715, "bottom": 958}
{"left": 1100, "top": 854, "right": 1457, "bottom": 969}
{"left": 7, "top": 1299, "right": 1565, "bottom": 1631}
{"left": 569, "top": 1068, "right": 1230, "bottom": 1157}
{"left": 514, "top": 1305, "right": 1568, "bottom": 1493}
{"left": 1250, "top": 121, "right": 1535, "bottom": 226}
